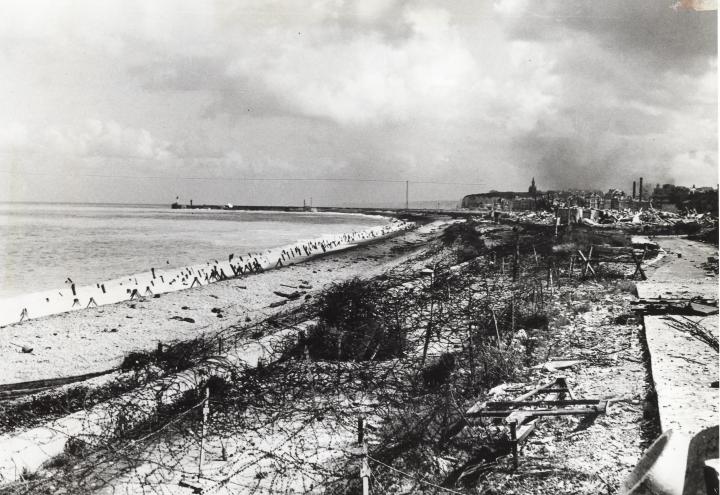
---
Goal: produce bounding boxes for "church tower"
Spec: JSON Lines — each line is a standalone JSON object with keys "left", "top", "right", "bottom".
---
{"left": 528, "top": 177, "right": 537, "bottom": 197}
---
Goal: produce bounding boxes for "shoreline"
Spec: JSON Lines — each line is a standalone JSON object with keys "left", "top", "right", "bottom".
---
{"left": 0, "top": 218, "right": 450, "bottom": 384}
{"left": 0, "top": 217, "right": 410, "bottom": 327}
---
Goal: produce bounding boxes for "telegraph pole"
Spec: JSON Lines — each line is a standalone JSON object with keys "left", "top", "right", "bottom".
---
{"left": 405, "top": 181, "right": 409, "bottom": 210}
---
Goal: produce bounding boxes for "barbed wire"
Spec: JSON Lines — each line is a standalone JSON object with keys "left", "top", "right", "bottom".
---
{"left": 0, "top": 220, "right": 633, "bottom": 494}
{"left": 367, "top": 455, "right": 468, "bottom": 495}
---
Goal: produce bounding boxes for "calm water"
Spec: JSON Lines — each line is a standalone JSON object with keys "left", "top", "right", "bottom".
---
{"left": 0, "top": 203, "right": 386, "bottom": 298}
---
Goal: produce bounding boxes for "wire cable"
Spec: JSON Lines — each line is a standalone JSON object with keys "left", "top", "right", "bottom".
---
{"left": 367, "top": 455, "right": 469, "bottom": 495}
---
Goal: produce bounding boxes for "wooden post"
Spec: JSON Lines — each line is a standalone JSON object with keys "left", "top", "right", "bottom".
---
{"left": 511, "top": 295, "right": 516, "bottom": 333}
{"left": 491, "top": 309, "right": 501, "bottom": 348}
{"left": 532, "top": 245, "right": 538, "bottom": 266}
{"left": 361, "top": 443, "right": 370, "bottom": 495}
{"left": 358, "top": 417, "right": 364, "bottom": 446}
{"left": 421, "top": 269, "right": 435, "bottom": 367}
{"left": 510, "top": 420, "right": 518, "bottom": 469}
{"left": 549, "top": 269, "right": 554, "bottom": 296}
{"left": 468, "top": 326, "right": 476, "bottom": 384}
{"left": 405, "top": 180, "right": 409, "bottom": 210}
{"left": 198, "top": 387, "right": 210, "bottom": 479}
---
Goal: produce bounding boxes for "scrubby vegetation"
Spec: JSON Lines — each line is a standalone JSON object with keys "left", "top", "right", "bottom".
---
{"left": 2, "top": 218, "right": 657, "bottom": 495}
{"left": 304, "top": 278, "right": 407, "bottom": 361}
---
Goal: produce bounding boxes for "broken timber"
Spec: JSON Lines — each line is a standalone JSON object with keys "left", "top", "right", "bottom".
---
{"left": 631, "top": 297, "right": 718, "bottom": 316}
{"left": 467, "top": 377, "right": 607, "bottom": 469}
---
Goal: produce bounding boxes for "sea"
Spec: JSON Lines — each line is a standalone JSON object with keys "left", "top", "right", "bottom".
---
{"left": 0, "top": 203, "right": 387, "bottom": 299}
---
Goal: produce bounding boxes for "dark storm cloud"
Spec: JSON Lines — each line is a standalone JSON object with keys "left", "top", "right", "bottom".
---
{"left": 500, "top": 0, "right": 716, "bottom": 71}
{"left": 494, "top": 0, "right": 717, "bottom": 191}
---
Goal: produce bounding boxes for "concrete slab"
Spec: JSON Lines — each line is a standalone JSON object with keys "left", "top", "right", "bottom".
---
{"left": 636, "top": 236, "right": 719, "bottom": 438}
{"left": 643, "top": 315, "right": 718, "bottom": 437}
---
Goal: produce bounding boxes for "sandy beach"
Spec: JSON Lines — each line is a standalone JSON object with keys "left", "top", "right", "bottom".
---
{"left": 0, "top": 217, "right": 405, "bottom": 326}
{"left": 0, "top": 219, "right": 450, "bottom": 385}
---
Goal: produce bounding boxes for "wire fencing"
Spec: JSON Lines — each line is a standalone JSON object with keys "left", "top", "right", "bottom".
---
{"left": 0, "top": 221, "right": 631, "bottom": 494}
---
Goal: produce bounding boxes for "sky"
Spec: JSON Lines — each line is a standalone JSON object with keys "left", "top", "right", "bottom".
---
{"left": 0, "top": 0, "right": 716, "bottom": 206}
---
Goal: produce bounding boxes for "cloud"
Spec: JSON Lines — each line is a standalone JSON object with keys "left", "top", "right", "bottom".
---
{"left": 0, "top": 0, "right": 715, "bottom": 204}
{"left": 0, "top": 120, "right": 173, "bottom": 161}
{"left": 494, "top": 0, "right": 716, "bottom": 72}
{"left": 492, "top": 0, "right": 717, "bottom": 190}
{"left": 0, "top": 123, "right": 30, "bottom": 151}
{"left": 216, "top": 6, "right": 477, "bottom": 126}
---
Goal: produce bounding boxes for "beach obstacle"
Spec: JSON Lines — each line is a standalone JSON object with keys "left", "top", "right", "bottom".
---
{"left": 129, "top": 289, "right": 140, "bottom": 300}
{"left": 72, "top": 298, "right": 80, "bottom": 308}
{"left": 19, "top": 308, "right": 28, "bottom": 323}
{"left": 86, "top": 297, "right": 98, "bottom": 308}
{"left": 145, "top": 286, "right": 153, "bottom": 297}
{"left": 151, "top": 268, "right": 156, "bottom": 279}
{"left": 190, "top": 277, "right": 202, "bottom": 288}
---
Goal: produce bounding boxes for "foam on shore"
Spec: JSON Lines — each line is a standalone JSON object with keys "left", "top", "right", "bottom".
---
{"left": 0, "top": 219, "right": 412, "bottom": 327}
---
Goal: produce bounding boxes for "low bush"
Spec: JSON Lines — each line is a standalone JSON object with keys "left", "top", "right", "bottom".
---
{"left": 421, "top": 353, "right": 456, "bottom": 389}
{"left": 305, "top": 278, "right": 407, "bottom": 361}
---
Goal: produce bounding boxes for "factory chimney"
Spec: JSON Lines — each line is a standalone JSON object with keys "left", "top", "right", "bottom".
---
{"left": 632, "top": 181, "right": 636, "bottom": 199}
{"left": 639, "top": 178, "right": 643, "bottom": 202}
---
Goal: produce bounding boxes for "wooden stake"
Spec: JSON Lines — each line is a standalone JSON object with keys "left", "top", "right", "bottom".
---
{"left": 549, "top": 270, "right": 554, "bottom": 296}
{"left": 510, "top": 421, "right": 518, "bottom": 470}
{"left": 358, "top": 417, "right": 364, "bottom": 446}
{"left": 492, "top": 309, "right": 500, "bottom": 347}
{"left": 198, "top": 387, "right": 210, "bottom": 479}
{"left": 511, "top": 295, "right": 515, "bottom": 332}
{"left": 361, "top": 443, "right": 370, "bottom": 495}
{"left": 420, "top": 268, "right": 435, "bottom": 367}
